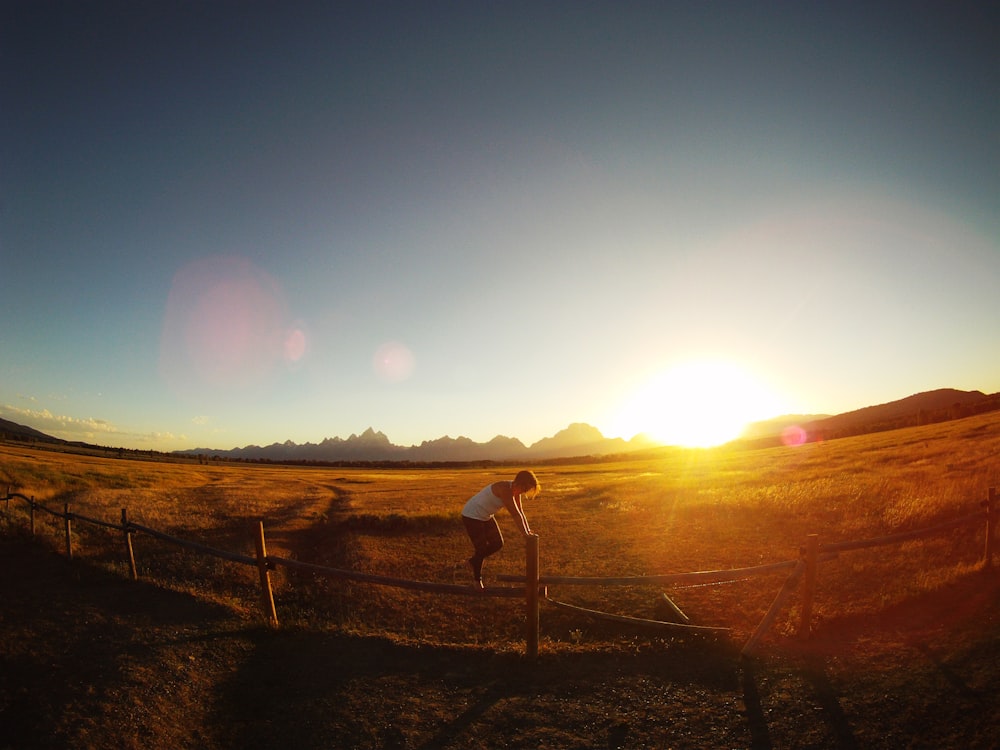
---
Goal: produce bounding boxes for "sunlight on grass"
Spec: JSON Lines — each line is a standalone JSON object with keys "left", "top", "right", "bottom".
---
{"left": 2, "top": 409, "right": 999, "bottom": 649}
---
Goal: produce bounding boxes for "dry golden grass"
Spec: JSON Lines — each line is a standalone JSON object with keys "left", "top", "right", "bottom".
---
{"left": 3, "top": 409, "right": 998, "bottom": 650}
{"left": 3, "top": 411, "right": 999, "bottom": 749}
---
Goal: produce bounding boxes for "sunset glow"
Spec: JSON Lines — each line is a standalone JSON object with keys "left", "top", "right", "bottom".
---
{"left": 611, "top": 361, "right": 786, "bottom": 447}
{"left": 3, "top": 4, "right": 996, "bottom": 452}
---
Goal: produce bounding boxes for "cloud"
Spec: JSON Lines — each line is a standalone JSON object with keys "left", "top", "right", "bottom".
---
{"left": 1, "top": 404, "right": 119, "bottom": 436}
{"left": 191, "top": 415, "right": 210, "bottom": 425}
{"left": 136, "top": 431, "right": 185, "bottom": 444}
{"left": 2, "top": 404, "right": 188, "bottom": 448}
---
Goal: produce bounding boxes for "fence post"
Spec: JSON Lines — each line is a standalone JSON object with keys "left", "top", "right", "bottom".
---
{"left": 64, "top": 502, "right": 73, "bottom": 559}
{"left": 798, "top": 534, "right": 819, "bottom": 639}
{"left": 985, "top": 487, "right": 997, "bottom": 568}
{"left": 30, "top": 496, "right": 36, "bottom": 536}
{"left": 122, "top": 508, "right": 138, "bottom": 580}
{"left": 525, "top": 534, "right": 540, "bottom": 659}
{"left": 255, "top": 520, "right": 279, "bottom": 627}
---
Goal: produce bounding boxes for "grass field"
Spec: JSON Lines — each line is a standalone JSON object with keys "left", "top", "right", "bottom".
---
{"left": 2, "top": 411, "right": 999, "bottom": 748}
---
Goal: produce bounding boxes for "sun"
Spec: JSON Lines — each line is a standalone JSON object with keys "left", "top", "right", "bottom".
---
{"left": 610, "top": 359, "right": 785, "bottom": 447}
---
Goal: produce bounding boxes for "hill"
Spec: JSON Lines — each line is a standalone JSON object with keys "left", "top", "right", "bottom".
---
{"left": 802, "top": 388, "right": 1000, "bottom": 440}
{"left": 0, "top": 417, "right": 63, "bottom": 444}
{"left": 741, "top": 388, "right": 1000, "bottom": 445}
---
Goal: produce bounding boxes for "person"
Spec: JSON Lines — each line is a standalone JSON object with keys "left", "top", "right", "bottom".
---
{"left": 461, "top": 469, "right": 540, "bottom": 590}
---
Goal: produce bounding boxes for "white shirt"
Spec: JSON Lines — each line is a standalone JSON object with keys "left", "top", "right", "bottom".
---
{"left": 461, "top": 483, "right": 505, "bottom": 520}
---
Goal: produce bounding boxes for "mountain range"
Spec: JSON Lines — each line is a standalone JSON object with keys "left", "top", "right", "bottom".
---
{"left": 177, "top": 422, "right": 656, "bottom": 463}
{"left": 3, "top": 388, "right": 998, "bottom": 463}
{"left": 175, "top": 387, "right": 999, "bottom": 463}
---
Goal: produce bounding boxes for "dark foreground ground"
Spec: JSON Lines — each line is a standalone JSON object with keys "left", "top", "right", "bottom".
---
{"left": 2, "top": 533, "right": 998, "bottom": 750}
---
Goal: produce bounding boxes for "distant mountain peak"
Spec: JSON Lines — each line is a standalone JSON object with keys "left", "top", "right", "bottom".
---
{"left": 557, "top": 422, "right": 605, "bottom": 439}
{"left": 352, "top": 427, "right": 390, "bottom": 444}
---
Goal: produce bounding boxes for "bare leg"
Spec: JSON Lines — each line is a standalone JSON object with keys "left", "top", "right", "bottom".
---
{"left": 462, "top": 516, "right": 504, "bottom": 586}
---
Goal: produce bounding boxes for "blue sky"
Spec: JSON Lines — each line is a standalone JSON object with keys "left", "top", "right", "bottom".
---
{"left": 2, "top": 1, "right": 997, "bottom": 451}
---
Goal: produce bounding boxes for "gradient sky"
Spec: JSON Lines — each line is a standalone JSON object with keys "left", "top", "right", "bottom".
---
{"left": 2, "top": 1, "right": 998, "bottom": 451}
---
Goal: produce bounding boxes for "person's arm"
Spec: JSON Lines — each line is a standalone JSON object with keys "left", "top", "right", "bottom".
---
{"left": 502, "top": 492, "right": 532, "bottom": 536}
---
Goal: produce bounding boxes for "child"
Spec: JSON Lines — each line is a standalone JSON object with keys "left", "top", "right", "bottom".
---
{"left": 461, "top": 469, "right": 540, "bottom": 589}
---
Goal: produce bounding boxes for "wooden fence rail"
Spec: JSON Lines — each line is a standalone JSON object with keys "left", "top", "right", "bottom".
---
{"left": 2, "top": 487, "right": 997, "bottom": 659}
{"left": 817, "top": 512, "right": 982, "bottom": 555}
{"left": 267, "top": 553, "right": 530, "bottom": 597}
{"left": 126, "top": 521, "right": 257, "bottom": 566}
{"left": 254, "top": 522, "right": 278, "bottom": 627}
{"left": 740, "top": 560, "right": 808, "bottom": 658}
{"left": 498, "top": 558, "right": 799, "bottom": 588}
{"left": 67, "top": 510, "right": 127, "bottom": 532}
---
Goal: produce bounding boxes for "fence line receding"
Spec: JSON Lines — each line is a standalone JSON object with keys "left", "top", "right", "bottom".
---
{"left": 3, "top": 485, "right": 996, "bottom": 659}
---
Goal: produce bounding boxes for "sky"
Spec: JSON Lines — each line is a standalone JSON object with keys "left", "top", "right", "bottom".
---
{"left": 1, "top": 1, "right": 998, "bottom": 452}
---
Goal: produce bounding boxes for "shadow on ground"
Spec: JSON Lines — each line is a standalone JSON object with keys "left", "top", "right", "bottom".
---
{"left": 0, "top": 532, "right": 243, "bottom": 748}
{"left": 211, "top": 628, "right": 746, "bottom": 750}
{"left": 4, "top": 526, "right": 999, "bottom": 749}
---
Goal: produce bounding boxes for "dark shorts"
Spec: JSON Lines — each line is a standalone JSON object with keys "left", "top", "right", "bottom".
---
{"left": 462, "top": 515, "right": 504, "bottom": 575}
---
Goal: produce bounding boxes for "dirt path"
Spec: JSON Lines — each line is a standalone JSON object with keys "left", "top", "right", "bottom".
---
{"left": 2, "top": 534, "right": 998, "bottom": 749}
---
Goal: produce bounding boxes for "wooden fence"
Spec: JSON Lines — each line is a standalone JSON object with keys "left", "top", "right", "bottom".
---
{"left": 3, "top": 486, "right": 997, "bottom": 660}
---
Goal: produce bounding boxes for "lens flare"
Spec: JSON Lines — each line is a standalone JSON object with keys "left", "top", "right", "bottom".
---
{"left": 372, "top": 341, "right": 415, "bottom": 383}
{"left": 159, "top": 256, "right": 300, "bottom": 398}
{"left": 781, "top": 424, "right": 809, "bottom": 447}
{"left": 283, "top": 326, "right": 308, "bottom": 364}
